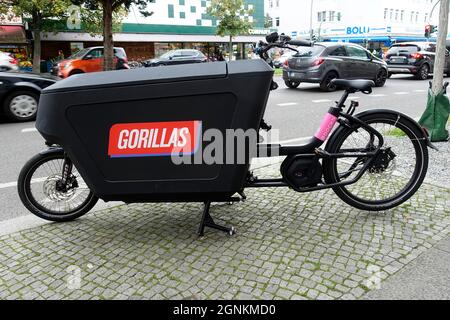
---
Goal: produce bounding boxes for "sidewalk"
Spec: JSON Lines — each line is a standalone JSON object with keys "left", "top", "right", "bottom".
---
{"left": 0, "top": 139, "right": 449, "bottom": 300}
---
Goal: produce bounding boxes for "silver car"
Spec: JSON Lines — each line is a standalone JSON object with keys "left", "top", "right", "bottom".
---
{"left": 282, "top": 42, "right": 388, "bottom": 91}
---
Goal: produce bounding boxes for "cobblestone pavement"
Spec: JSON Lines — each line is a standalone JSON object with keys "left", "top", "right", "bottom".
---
{"left": 0, "top": 162, "right": 449, "bottom": 300}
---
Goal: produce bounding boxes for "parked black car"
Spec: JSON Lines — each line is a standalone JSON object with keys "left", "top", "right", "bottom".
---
{"left": 0, "top": 71, "right": 58, "bottom": 121}
{"left": 283, "top": 42, "right": 388, "bottom": 91}
{"left": 385, "top": 42, "right": 450, "bottom": 80}
{"left": 143, "top": 49, "right": 208, "bottom": 67}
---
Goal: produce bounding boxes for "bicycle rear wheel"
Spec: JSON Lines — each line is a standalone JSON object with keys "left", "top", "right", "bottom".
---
{"left": 323, "top": 112, "right": 428, "bottom": 211}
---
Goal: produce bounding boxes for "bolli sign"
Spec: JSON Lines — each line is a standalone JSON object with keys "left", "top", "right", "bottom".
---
{"left": 346, "top": 26, "right": 371, "bottom": 35}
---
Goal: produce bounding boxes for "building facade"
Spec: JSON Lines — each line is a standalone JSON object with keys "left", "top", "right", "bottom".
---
{"left": 267, "top": 0, "right": 440, "bottom": 51}
{"left": 39, "top": 0, "right": 268, "bottom": 61}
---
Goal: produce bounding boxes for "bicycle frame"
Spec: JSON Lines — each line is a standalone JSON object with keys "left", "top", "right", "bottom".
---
{"left": 247, "top": 89, "right": 385, "bottom": 192}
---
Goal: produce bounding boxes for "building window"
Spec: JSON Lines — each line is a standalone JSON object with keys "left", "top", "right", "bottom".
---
{"left": 416, "top": 11, "right": 419, "bottom": 22}
{"left": 196, "top": 19, "right": 202, "bottom": 26}
{"left": 275, "top": 17, "right": 280, "bottom": 27}
{"left": 424, "top": 13, "right": 428, "bottom": 22}
{"left": 180, "top": 12, "right": 185, "bottom": 19}
{"left": 276, "top": 0, "right": 280, "bottom": 7}
{"left": 390, "top": 9, "right": 393, "bottom": 20}
{"left": 337, "top": 12, "right": 341, "bottom": 21}
{"left": 401, "top": 10, "right": 404, "bottom": 21}
{"left": 329, "top": 11, "right": 335, "bottom": 21}
{"left": 384, "top": 8, "right": 388, "bottom": 20}
{"left": 269, "top": 0, "right": 273, "bottom": 8}
{"left": 168, "top": 4, "right": 174, "bottom": 18}
{"left": 395, "top": 9, "right": 399, "bottom": 21}
{"left": 190, "top": 6, "right": 196, "bottom": 13}
{"left": 201, "top": 1, "right": 206, "bottom": 8}
{"left": 411, "top": 11, "right": 414, "bottom": 22}
{"left": 179, "top": 0, "right": 185, "bottom": 5}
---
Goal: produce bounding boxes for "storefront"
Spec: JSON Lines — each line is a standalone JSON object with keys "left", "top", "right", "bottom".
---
{"left": 0, "top": 24, "right": 31, "bottom": 69}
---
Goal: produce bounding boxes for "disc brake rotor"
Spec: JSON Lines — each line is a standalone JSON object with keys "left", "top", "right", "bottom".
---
{"left": 42, "top": 175, "right": 76, "bottom": 201}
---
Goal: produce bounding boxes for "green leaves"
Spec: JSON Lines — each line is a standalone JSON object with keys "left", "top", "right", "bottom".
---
{"left": 207, "top": 0, "right": 254, "bottom": 38}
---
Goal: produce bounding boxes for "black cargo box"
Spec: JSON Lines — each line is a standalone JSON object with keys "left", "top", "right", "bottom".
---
{"left": 36, "top": 60, "right": 273, "bottom": 202}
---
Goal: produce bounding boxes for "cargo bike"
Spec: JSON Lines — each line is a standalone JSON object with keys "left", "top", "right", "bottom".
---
{"left": 18, "top": 33, "right": 434, "bottom": 236}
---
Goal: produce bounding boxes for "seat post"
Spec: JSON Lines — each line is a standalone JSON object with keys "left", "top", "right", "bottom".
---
{"left": 336, "top": 90, "right": 351, "bottom": 110}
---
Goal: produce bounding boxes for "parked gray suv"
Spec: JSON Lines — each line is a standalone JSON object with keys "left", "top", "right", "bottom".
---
{"left": 282, "top": 42, "right": 388, "bottom": 91}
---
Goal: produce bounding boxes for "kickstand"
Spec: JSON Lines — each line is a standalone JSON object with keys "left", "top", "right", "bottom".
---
{"left": 198, "top": 201, "right": 236, "bottom": 237}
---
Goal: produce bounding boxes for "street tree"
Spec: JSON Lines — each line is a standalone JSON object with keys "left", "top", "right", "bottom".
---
{"left": 0, "top": 0, "right": 71, "bottom": 73}
{"left": 71, "top": 0, "right": 154, "bottom": 71}
{"left": 419, "top": 0, "right": 450, "bottom": 141}
{"left": 207, "top": 0, "right": 253, "bottom": 61}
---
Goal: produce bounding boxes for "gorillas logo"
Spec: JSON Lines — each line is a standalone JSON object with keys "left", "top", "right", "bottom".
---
{"left": 108, "top": 121, "right": 202, "bottom": 158}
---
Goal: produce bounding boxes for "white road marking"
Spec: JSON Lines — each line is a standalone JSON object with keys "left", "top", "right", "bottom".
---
{"left": 394, "top": 92, "right": 409, "bottom": 95}
{"left": 370, "top": 94, "right": 387, "bottom": 97}
{"left": 0, "top": 177, "right": 47, "bottom": 190}
{"left": 0, "top": 181, "right": 17, "bottom": 189}
{"left": 413, "top": 89, "right": 426, "bottom": 92}
{"left": 277, "top": 102, "right": 298, "bottom": 107}
{"left": 312, "top": 99, "right": 332, "bottom": 103}
{"left": 21, "top": 128, "right": 37, "bottom": 133}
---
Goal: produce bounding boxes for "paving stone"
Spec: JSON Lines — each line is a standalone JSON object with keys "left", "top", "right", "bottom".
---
{"left": 0, "top": 161, "right": 447, "bottom": 300}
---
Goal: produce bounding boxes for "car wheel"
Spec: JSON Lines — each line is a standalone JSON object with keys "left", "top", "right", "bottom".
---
{"left": 415, "top": 64, "right": 429, "bottom": 80}
{"left": 320, "top": 72, "right": 339, "bottom": 92}
{"left": 284, "top": 80, "right": 300, "bottom": 89}
{"left": 3, "top": 90, "right": 39, "bottom": 122}
{"left": 375, "top": 69, "right": 388, "bottom": 87}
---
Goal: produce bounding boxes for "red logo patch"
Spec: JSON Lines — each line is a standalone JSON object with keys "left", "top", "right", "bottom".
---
{"left": 108, "top": 121, "right": 202, "bottom": 158}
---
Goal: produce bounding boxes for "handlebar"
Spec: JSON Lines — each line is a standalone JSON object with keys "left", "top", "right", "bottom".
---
{"left": 287, "top": 40, "right": 313, "bottom": 47}
{"left": 255, "top": 32, "right": 314, "bottom": 62}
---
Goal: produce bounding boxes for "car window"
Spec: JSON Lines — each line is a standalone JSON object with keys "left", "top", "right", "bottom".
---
{"left": 346, "top": 46, "right": 369, "bottom": 59}
{"left": 387, "top": 45, "right": 419, "bottom": 55}
{"left": 114, "top": 48, "right": 126, "bottom": 59}
{"left": 88, "top": 48, "right": 104, "bottom": 58}
{"left": 295, "top": 45, "right": 325, "bottom": 57}
{"left": 182, "top": 50, "right": 196, "bottom": 57}
{"left": 425, "top": 44, "right": 436, "bottom": 53}
{"left": 329, "top": 46, "right": 347, "bottom": 57}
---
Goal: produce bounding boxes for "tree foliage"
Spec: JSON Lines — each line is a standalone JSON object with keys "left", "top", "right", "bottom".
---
{"left": 207, "top": 0, "right": 253, "bottom": 38}
{"left": 0, "top": 0, "right": 71, "bottom": 72}
{"left": 71, "top": 0, "right": 154, "bottom": 70}
{"left": 207, "top": 0, "right": 253, "bottom": 59}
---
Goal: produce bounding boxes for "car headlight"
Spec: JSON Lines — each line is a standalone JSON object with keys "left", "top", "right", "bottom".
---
{"left": 64, "top": 62, "right": 72, "bottom": 69}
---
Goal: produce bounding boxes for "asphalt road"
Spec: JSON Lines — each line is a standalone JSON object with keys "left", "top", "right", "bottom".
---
{"left": 0, "top": 74, "right": 435, "bottom": 222}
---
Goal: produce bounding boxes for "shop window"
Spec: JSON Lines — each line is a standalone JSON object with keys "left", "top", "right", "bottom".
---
{"left": 168, "top": 4, "right": 174, "bottom": 18}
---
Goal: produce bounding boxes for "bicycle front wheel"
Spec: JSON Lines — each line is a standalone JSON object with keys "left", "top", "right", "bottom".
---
{"left": 323, "top": 111, "right": 428, "bottom": 211}
{"left": 18, "top": 149, "right": 98, "bottom": 222}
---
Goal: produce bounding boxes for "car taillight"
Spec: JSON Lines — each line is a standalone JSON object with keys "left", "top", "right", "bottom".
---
{"left": 312, "top": 57, "right": 325, "bottom": 67}
{"left": 410, "top": 53, "right": 423, "bottom": 59}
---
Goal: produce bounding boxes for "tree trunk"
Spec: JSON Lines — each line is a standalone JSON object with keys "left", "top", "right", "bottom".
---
{"left": 103, "top": 0, "right": 114, "bottom": 71}
{"left": 432, "top": 0, "right": 450, "bottom": 95}
{"left": 229, "top": 35, "right": 233, "bottom": 61}
{"left": 32, "top": 11, "right": 41, "bottom": 73}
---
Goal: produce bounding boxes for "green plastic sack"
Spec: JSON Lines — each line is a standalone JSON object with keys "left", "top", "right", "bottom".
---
{"left": 418, "top": 88, "right": 450, "bottom": 142}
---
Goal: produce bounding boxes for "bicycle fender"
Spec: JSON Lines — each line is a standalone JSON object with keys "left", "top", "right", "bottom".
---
{"left": 327, "top": 109, "right": 437, "bottom": 151}
{"left": 39, "top": 147, "right": 64, "bottom": 156}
